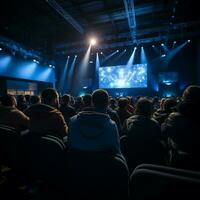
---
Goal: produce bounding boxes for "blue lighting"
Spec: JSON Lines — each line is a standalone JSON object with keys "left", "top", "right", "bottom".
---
{"left": 161, "top": 54, "right": 166, "bottom": 57}
{"left": 33, "top": 59, "right": 40, "bottom": 64}
{"left": 0, "top": 48, "right": 2, "bottom": 51}
{"left": 187, "top": 39, "right": 191, "bottom": 43}
{"left": 0, "top": 55, "right": 11, "bottom": 68}
{"left": 161, "top": 43, "right": 164, "bottom": 46}
{"left": 99, "top": 64, "right": 147, "bottom": 88}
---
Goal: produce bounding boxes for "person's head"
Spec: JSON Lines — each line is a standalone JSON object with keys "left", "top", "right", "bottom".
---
{"left": 110, "top": 98, "right": 116, "bottom": 106}
{"left": 41, "top": 88, "right": 59, "bottom": 108}
{"left": 30, "top": 95, "right": 41, "bottom": 105}
{"left": 118, "top": 98, "right": 129, "bottom": 110}
{"left": 0, "top": 94, "right": 17, "bottom": 107}
{"left": 163, "top": 98, "right": 177, "bottom": 113}
{"left": 62, "top": 94, "right": 70, "bottom": 105}
{"left": 92, "top": 89, "right": 109, "bottom": 110}
{"left": 17, "top": 95, "right": 26, "bottom": 104}
{"left": 182, "top": 85, "right": 200, "bottom": 103}
{"left": 135, "top": 97, "right": 153, "bottom": 117}
{"left": 82, "top": 94, "right": 92, "bottom": 107}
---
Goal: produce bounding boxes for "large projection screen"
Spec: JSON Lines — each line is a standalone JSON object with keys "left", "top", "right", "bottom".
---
{"left": 99, "top": 64, "right": 147, "bottom": 88}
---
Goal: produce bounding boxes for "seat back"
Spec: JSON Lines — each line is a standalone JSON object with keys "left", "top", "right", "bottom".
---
{"left": 23, "top": 134, "right": 66, "bottom": 185}
{"left": 130, "top": 164, "right": 200, "bottom": 200}
{"left": 65, "top": 150, "right": 129, "bottom": 200}
{"left": 0, "top": 125, "right": 24, "bottom": 169}
{"left": 126, "top": 137, "right": 166, "bottom": 172}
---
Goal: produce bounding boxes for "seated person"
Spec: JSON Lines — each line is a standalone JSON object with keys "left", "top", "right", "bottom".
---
{"left": 81, "top": 94, "right": 92, "bottom": 111}
{"left": 115, "top": 98, "right": 132, "bottom": 127}
{"left": 153, "top": 98, "right": 177, "bottom": 125}
{"left": 123, "top": 97, "right": 164, "bottom": 171}
{"left": 60, "top": 94, "right": 76, "bottom": 125}
{"left": 67, "top": 89, "right": 121, "bottom": 154}
{"left": 0, "top": 94, "right": 29, "bottom": 131}
{"left": 30, "top": 95, "right": 41, "bottom": 105}
{"left": 162, "top": 85, "right": 200, "bottom": 169}
{"left": 25, "top": 88, "right": 68, "bottom": 139}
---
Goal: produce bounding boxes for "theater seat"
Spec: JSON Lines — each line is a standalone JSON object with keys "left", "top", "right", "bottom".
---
{"left": 130, "top": 164, "right": 200, "bottom": 200}
{"left": 120, "top": 135, "right": 166, "bottom": 173}
{"left": 0, "top": 125, "right": 24, "bottom": 170}
{"left": 23, "top": 134, "right": 66, "bottom": 186}
{"left": 65, "top": 150, "right": 129, "bottom": 200}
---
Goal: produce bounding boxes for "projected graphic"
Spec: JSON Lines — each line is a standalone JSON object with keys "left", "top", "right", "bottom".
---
{"left": 99, "top": 64, "right": 147, "bottom": 88}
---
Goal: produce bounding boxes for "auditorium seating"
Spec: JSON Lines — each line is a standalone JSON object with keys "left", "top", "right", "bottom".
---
{"left": 0, "top": 125, "right": 25, "bottom": 171}
{"left": 65, "top": 150, "right": 129, "bottom": 200}
{"left": 130, "top": 164, "right": 200, "bottom": 200}
{"left": 120, "top": 135, "right": 166, "bottom": 173}
{"left": 22, "top": 134, "right": 66, "bottom": 186}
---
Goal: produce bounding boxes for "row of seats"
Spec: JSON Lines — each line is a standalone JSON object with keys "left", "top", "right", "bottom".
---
{"left": 1, "top": 125, "right": 200, "bottom": 199}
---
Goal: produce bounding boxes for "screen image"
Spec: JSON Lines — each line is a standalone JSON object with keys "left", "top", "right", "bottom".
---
{"left": 159, "top": 72, "right": 178, "bottom": 84}
{"left": 99, "top": 64, "right": 147, "bottom": 88}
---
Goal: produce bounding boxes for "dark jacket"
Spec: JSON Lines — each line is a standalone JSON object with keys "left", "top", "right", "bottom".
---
{"left": 60, "top": 104, "right": 76, "bottom": 125}
{"left": 124, "top": 115, "right": 161, "bottom": 141}
{"left": 162, "top": 101, "right": 200, "bottom": 154}
{"left": 67, "top": 111, "right": 121, "bottom": 154}
{"left": 25, "top": 104, "right": 68, "bottom": 139}
{"left": 153, "top": 109, "right": 169, "bottom": 125}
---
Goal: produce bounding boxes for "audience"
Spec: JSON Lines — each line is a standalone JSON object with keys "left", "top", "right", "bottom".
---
{"left": 81, "top": 94, "right": 92, "bottom": 111}
{"left": 25, "top": 88, "right": 68, "bottom": 139}
{"left": 67, "top": 89, "right": 121, "bottom": 154}
{"left": 0, "top": 94, "right": 29, "bottom": 131}
{"left": 153, "top": 97, "right": 177, "bottom": 125}
{"left": 30, "top": 95, "right": 41, "bottom": 105}
{"left": 17, "top": 95, "right": 28, "bottom": 111}
{"left": 60, "top": 94, "right": 76, "bottom": 125}
{"left": 122, "top": 97, "right": 164, "bottom": 171}
{"left": 162, "top": 85, "right": 200, "bottom": 169}
{"left": 115, "top": 98, "right": 132, "bottom": 127}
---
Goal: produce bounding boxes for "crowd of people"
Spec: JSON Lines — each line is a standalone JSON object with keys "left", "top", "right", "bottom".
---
{"left": 0, "top": 85, "right": 200, "bottom": 172}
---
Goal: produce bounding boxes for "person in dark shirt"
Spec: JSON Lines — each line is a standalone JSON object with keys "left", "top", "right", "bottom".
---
{"left": 60, "top": 94, "right": 76, "bottom": 125}
{"left": 116, "top": 98, "right": 132, "bottom": 127}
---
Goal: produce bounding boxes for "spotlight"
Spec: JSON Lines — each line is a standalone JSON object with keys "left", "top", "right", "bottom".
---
{"left": 75, "top": 55, "right": 77, "bottom": 57}
{"left": 187, "top": 39, "right": 191, "bottom": 43}
{"left": 100, "top": 52, "right": 103, "bottom": 54}
{"left": 134, "top": 47, "right": 137, "bottom": 50}
{"left": 173, "top": 41, "right": 177, "bottom": 44}
{"left": 90, "top": 38, "right": 97, "bottom": 46}
{"left": 161, "top": 54, "right": 166, "bottom": 57}
{"left": 68, "top": 56, "right": 70, "bottom": 58}
{"left": 171, "top": 15, "right": 175, "bottom": 18}
{"left": 161, "top": 43, "right": 164, "bottom": 46}
{"left": 49, "top": 64, "right": 52, "bottom": 68}
{"left": 124, "top": 49, "right": 127, "bottom": 52}
{"left": 0, "top": 47, "right": 2, "bottom": 51}
{"left": 116, "top": 50, "right": 119, "bottom": 52}
{"left": 152, "top": 45, "right": 155, "bottom": 48}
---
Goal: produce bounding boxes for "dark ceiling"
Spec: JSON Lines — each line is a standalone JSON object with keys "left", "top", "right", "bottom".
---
{"left": 0, "top": 0, "right": 200, "bottom": 56}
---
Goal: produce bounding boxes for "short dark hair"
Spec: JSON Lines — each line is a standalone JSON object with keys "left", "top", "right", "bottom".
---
{"left": 135, "top": 97, "right": 153, "bottom": 117}
{"left": 82, "top": 94, "right": 92, "bottom": 107}
{"left": 118, "top": 98, "right": 129, "bottom": 109}
{"left": 182, "top": 85, "right": 200, "bottom": 103}
{"left": 41, "top": 88, "right": 58, "bottom": 105}
{"left": 0, "top": 94, "right": 15, "bottom": 107}
{"left": 30, "top": 95, "right": 40, "bottom": 104}
{"left": 92, "top": 89, "right": 109, "bottom": 109}
{"left": 62, "top": 94, "right": 70, "bottom": 104}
